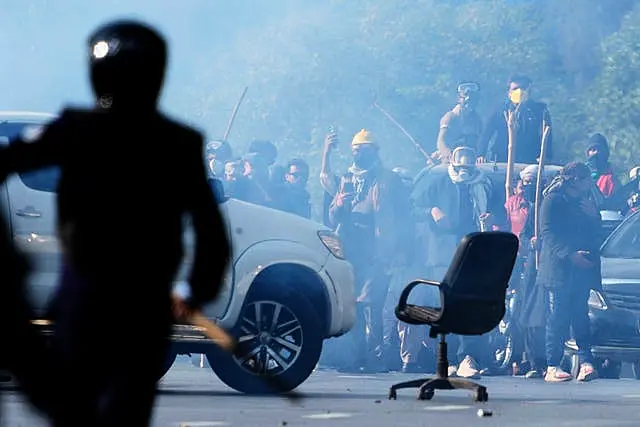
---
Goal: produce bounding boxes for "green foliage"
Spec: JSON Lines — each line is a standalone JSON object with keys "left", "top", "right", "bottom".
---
{"left": 581, "top": 2, "right": 640, "bottom": 171}
{"left": 7, "top": 0, "right": 640, "bottom": 219}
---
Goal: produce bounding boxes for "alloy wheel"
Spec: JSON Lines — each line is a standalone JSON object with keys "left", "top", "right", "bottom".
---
{"left": 234, "top": 300, "right": 304, "bottom": 376}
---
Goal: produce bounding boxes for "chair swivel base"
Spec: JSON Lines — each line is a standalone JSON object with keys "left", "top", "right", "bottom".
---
{"left": 388, "top": 376, "right": 489, "bottom": 402}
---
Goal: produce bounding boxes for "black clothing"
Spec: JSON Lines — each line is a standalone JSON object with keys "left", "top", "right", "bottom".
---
{"left": 0, "top": 107, "right": 230, "bottom": 426}
{"left": 479, "top": 100, "right": 553, "bottom": 164}
{"left": 0, "top": 211, "right": 63, "bottom": 423}
{"left": 535, "top": 190, "right": 601, "bottom": 290}
{"left": 283, "top": 185, "right": 312, "bottom": 219}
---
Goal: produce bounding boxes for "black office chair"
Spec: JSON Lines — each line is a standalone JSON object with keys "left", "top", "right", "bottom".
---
{"left": 388, "top": 231, "right": 518, "bottom": 402}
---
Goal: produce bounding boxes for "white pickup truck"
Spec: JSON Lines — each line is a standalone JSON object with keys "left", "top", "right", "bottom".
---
{"left": 0, "top": 111, "right": 356, "bottom": 394}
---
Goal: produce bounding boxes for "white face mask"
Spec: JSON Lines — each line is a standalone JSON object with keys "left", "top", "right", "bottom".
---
{"left": 448, "top": 164, "right": 475, "bottom": 184}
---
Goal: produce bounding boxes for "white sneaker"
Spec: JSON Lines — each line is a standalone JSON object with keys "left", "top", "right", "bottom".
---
{"left": 447, "top": 365, "right": 458, "bottom": 377}
{"left": 544, "top": 366, "right": 572, "bottom": 382}
{"left": 456, "top": 356, "right": 481, "bottom": 379}
{"left": 576, "top": 363, "right": 597, "bottom": 382}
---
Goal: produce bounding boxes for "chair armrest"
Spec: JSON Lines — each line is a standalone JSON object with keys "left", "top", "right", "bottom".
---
{"left": 396, "top": 279, "right": 441, "bottom": 311}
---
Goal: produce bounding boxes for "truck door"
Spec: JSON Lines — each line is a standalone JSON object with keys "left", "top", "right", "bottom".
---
{"left": 2, "top": 124, "right": 60, "bottom": 316}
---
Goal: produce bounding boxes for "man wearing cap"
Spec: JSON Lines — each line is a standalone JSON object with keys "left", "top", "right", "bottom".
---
{"left": 329, "top": 129, "right": 413, "bottom": 373}
{"left": 435, "top": 81, "right": 483, "bottom": 162}
{"left": 415, "top": 146, "right": 494, "bottom": 378}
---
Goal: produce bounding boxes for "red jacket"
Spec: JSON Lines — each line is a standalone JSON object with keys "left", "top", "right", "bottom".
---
{"left": 596, "top": 169, "right": 617, "bottom": 198}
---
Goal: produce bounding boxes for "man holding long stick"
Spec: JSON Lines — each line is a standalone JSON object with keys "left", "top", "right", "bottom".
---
{"left": 478, "top": 75, "right": 553, "bottom": 166}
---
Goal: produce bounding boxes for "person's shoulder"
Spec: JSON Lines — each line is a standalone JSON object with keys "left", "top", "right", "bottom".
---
{"left": 157, "top": 112, "right": 204, "bottom": 143}
{"left": 529, "top": 100, "right": 549, "bottom": 112}
{"left": 440, "top": 107, "right": 458, "bottom": 125}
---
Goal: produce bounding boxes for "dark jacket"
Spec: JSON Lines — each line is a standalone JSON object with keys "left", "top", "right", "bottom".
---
{"left": 478, "top": 100, "right": 553, "bottom": 164}
{"left": 535, "top": 189, "right": 602, "bottom": 290}
{"left": 0, "top": 108, "right": 229, "bottom": 311}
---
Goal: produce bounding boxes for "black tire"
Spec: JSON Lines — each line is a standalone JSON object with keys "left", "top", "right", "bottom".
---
{"left": 208, "top": 288, "right": 323, "bottom": 394}
{"left": 157, "top": 351, "right": 177, "bottom": 380}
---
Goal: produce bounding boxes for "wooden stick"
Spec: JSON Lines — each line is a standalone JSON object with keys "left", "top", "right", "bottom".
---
{"left": 188, "top": 311, "right": 237, "bottom": 352}
{"left": 534, "top": 123, "right": 551, "bottom": 269}
{"left": 222, "top": 86, "right": 248, "bottom": 141}
{"left": 373, "top": 102, "right": 431, "bottom": 162}
{"left": 504, "top": 108, "right": 518, "bottom": 202}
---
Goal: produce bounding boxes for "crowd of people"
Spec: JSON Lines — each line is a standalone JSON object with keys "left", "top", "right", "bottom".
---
{"left": 205, "top": 74, "right": 640, "bottom": 383}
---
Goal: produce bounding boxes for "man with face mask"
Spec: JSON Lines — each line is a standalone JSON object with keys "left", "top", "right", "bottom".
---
{"left": 435, "top": 81, "right": 483, "bottom": 162}
{"left": 416, "top": 146, "right": 494, "bottom": 378}
{"left": 478, "top": 75, "right": 553, "bottom": 164}
{"left": 536, "top": 162, "right": 602, "bottom": 383}
{"left": 585, "top": 133, "right": 618, "bottom": 199}
{"left": 204, "top": 139, "right": 233, "bottom": 178}
{"left": 328, "top": 129, "right": 413, "bottom": 373}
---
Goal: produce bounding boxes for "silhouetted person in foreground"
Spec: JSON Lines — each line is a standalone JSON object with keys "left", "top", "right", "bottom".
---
{"left": 0, "top": 20, "right": 230, "bottom": 426}
{"left": 0, "top": 206, "right": 65, "bottom": 423}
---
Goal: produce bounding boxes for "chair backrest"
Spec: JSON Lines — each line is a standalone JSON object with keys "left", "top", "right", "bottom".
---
{"left": 437, "top": 231, "right": 519, "bottom": 335}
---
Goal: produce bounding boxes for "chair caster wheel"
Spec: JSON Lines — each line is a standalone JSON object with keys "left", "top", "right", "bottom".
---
{"left": 473, "top": 388, "right": 488, "bottom": 402}
{"left": 388, "top": 389, "right": 397, "bottom": 400}
{"left": 418, "top": 389, "right": 434, "bottom": 400}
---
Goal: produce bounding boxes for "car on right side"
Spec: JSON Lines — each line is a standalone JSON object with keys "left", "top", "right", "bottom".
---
{"left": 565, "top": 209, "right": 640, "bottom": 379}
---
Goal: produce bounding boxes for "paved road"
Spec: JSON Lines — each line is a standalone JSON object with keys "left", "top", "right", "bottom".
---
{"left": 3, "top": 356, "right": 640, "bottom": 426}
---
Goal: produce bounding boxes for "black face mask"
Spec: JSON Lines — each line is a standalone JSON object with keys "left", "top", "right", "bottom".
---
{"left": 587, "top": 152, "right": 607, "bottom": 171}
{"left": 353, "top": 150, "right": 377, "bottom": 169}
{"left": 522, "top": 184, "right": 537, "bottom": 202}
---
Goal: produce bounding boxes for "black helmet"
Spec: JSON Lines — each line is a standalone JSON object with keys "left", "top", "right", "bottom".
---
{"left": 88, "top": 20, "right": 167, "bottom": 110}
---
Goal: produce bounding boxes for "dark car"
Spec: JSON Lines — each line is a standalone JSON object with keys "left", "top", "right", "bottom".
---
{"left": 564, "top": 209, "right": 640, "bottom": 379}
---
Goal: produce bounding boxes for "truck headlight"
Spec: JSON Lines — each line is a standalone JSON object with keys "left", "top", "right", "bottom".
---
{"left": 318, "top": 230, "right": 345, "bottom": 260}
{"left": 588, "top": 289, "right": 608, "bottom": 310}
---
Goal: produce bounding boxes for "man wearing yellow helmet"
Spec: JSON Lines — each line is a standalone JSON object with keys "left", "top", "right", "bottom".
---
{"left": 328, "top": 129, "right": 413, "bottom": 373}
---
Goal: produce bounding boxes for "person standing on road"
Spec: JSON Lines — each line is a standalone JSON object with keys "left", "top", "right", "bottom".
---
{"left": 536, "top": 162, "right": 601, "bottom": 383}
{"left": 0, "top": 20, "right": 230, "bottom": 426}
{"left": 328, "top": 129, "right": 413, "bottom": 373}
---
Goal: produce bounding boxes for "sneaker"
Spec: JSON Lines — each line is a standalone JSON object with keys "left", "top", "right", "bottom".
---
{"left": 447, "top": 365, "right": 458, "bottom": 377}
{"left": 524, "top": 369, "right": 543, "bottom": 379}
{"left": 544, "top": 366, "right": 572, "bottom": 382}
{"left": 456, "top": 356, "right": 481, "bottom": 379}
{"left": 576, "top": 362, "right": 598, "bottom": 382}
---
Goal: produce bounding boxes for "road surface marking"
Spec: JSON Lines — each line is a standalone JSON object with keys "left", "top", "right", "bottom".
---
{"left": 303, "top": 412, "right": 354, "bottom": 419}
{"left": 338, "top": 375, "right": 377, "bottom": 379}
{"left": 179, "top": 422, "right": 230, "bottom": 427}
{"left": 621, "top": 394, "right": 640, "bottom": 398}
{"left": 423, "top": 405, "right": 473, "bottom": 411}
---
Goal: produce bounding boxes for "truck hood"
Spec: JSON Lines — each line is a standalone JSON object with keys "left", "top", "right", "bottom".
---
{"left": 180, "top": 198, "right": 334, "bottom": 273}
